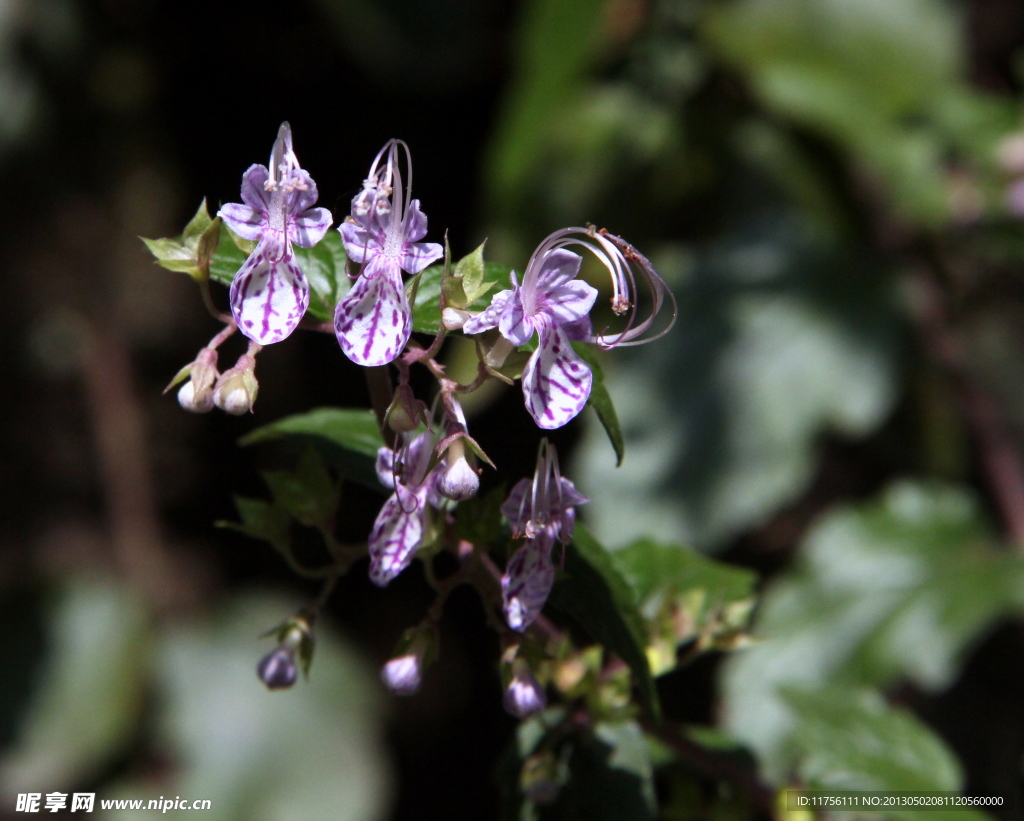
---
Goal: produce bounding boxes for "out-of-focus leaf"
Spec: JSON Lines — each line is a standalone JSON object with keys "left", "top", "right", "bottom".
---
{"left": 612, "top": 538, "right": 756, "bottom": 674}
{"left": 0, "top": 582, "right": 149, "bottom": 789}
{"left": 721, "top": 481, "right": 1024, "bottom": 780}
{"left": 261, "top": 448, "right": 339, "bottom": 529}
{"left": 221, "top": 496, "right": 292, "bottom": 553}
{"left": 413, "top": 261, "right": 512, "bottom": 334}
{"left": 103, "top": 594, "right": 391, "bottom": 821}
{"left": 548, "top": 526, "right": 658, "bottom": 718}
{"left": 240, "top": 408, "right": 384, "bottom": 492}
{"left": 453, "top": 484, "right": 505, "bottom": 545}
{"left": 573, "top": 343, "right": 624, "bottom": 466}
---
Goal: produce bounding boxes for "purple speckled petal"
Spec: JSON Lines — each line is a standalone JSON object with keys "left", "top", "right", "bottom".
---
{"left": 462, "top": 289, "right": 513, "bottom": 335}
{"left": 521, "top": 320, "right": 593, "bottom": 429}
{"left": 535, "top": 248, "right": 582, "bottom": 291}
{"left": 541, "top": 278, "right": 598, "bottom": 327}
{"left": 401, "top": 240, "right": 443, "bottom": 275}
{"left": 240, "top": 164, "right": 272, "bottom": 212}
{"left": 291, "top": 206, "right": 332, "bottom": 248}
{"left": 218, "top": 202, "right": 266, "bottom": 242}
{"left": 498, "top": 287, "right": 533, "bottom": 346}
{"left": 339, "top": 218, "right": 383, "bottom": 264}
{"left": 368, "top": 486, "right": 430, "bottom": 586}
{"left": 333, "top": 256, "right": 411, "bottom": 366}
{"left": 229, "top": 245, "right": 309, "bottom": 345}
{"left": 502, "top": 534, "right": 555, "bottom": 631}
{"left": 402, "top": 199, "right": 429, "bottom": 243}
{"left": 285, "top": 169, "right": 319, "bottom": 215}
{"left": 376, "top": 446, "right": 396, "bottom": 490}
{"left": 501, "top": 478, "right": 533, "bottom": 534}
{"left": 561, "top": 315, "right": 593, "bottom": 341}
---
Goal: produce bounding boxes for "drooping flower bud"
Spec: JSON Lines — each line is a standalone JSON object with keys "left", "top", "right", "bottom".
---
{"left": 257, "top": 616, "right": 314, "bottom": 690}
{"left": 381, "top": 623, "right": 438, "bottom": 696}
{"left": 442, "top": 307, "right": 473, "bottom": 331}
{"left": 503, "top": 659, "right": 547, "bottom": 719}
{"left": 214, "top": 353, "right": 258, "bottom": 415}
{"left": 172, "top": 346, "right": 219, "bottom": 413}
{"left": 436, "top": 438, "right": 479, "bottom": 501}
{"left": 257, "top": 646, "right": 298, "bottom": 690}
{"left": 386, "top": 383, "right": 427, "bottom": 434}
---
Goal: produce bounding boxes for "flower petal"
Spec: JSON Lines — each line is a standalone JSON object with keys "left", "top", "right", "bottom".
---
{"left": 334, "top": 257, "right": 411, "bottom": 366}
{"left": 401, "top": 240, "right": 443, "bottom": 275}
{"left": 376, "top": 446, "right": 397, "bottom": 490}
{"left": 498, "top": 286, "right": 533, "bottom": 346}
{"left": 229, "top": 245, "right": 309, "bottom": 345}
{"left": 502, "top": 535, "right": 555, "bottom": 631}
{"left": 402, "top": 199, "right": 429, "bottom": 243}
{"left": 521, "top": 321, "right": 593, "bottom": 429}
{"left": 285, "top": 169, "right": 319, "bottom": 215}
{"left": 240, "top": 164, "right": 272, "bottom": 211}
{"left": 368, "top": 488, "right": 429, "bottom": 586}
{"left": 339, "top": 218, "right": 382, "bottom": 264}
{"left": 501, "top": 478, "right": 533, "bottom": 534}
{"left": 534, "top": 248, "right": 582, "bottom": 291}
{"left": 219, "top": 202, "right": 266, "bottom": 242}
{"left": 542, "top": 279, "right": 598, "bottom": 327}
{"left": 462, "top": 289, "right": 513, "bottom": 335}
{"left": 291, "top": 206, "right": 332, "bottom": 248}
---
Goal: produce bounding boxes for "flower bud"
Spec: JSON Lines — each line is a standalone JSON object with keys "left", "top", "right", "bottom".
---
{"left": 381, "top": 654, "right": 422, "bottom": 695}
{"left": 442, "top": 307, "right": 473, "bottom": 331}
{"left": 503, "top": 659, "right": 547, "bottom": 719}
{"left": 214, "top": 355, "right": 258, "bottom": 415}
{"left": 172, "top": 347, "right": 218, "bottom": 413}
{"left": 177, "top": 379, "right": 214, "bottom": 413}
{"left": 257, "top": 646, "right": 298, "bottom": 690}
{"left": 386, "top": 384, "right": 426, "bottom": 434}
{"left": 436, "top": 439, "right": 479, "bottom": 501}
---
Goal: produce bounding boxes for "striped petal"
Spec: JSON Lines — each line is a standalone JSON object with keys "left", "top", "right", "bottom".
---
{"left": 368, "top": 487, "right": 430, "bottom": 586}
{"left": 291, "top": 206, "right": 333, "bottom": 248}
{"left": 521, "top": 321, "right": 593, "bottom": 429}
{"left": 502, "top": 535, "right": 555, "bottom": 631}
{"left": 219, "top": 202, "right": 266, "bottom": 242}
{"left": 333, "top": 256, "right": 411, "bottom": 366}
{"left": 229, "top": 245, "right": 309, "bottom": 345}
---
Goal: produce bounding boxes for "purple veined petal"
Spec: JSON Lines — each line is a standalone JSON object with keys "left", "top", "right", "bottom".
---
{"left": 376, "top": 446, "right": 397, "bottom": 490}
{"left": 291, "top": 206, "right": 333, "bottom": 248}
{"left": 502, "top": 535, "right": 555, "bottom": 631}
{"left": 368, "top": 487, "right": 430, "bottom": 586}
{"left": 521, "top": 320, "right": 593, "bottom": 430}
{"left": 400, "top": 240, "right": 443, "bottom": 275}
{"left": 401, "top": 199, "right": 429, "bottom": 243}
{"left": 229, "top": 246, "right": 310, "bottom": 345}
{"left": 541, "top": 278, "right": 598, "bottom": 327}
{"left": 339, "top": 219, "right": 383, "bottom": 265}
{"left": 404, "top": 429, "right": 436, "bottom": 485}
{"left": 560, "top": 315, "right": 593, "bottom": 342}
{"left": 462, "top": 289, "right": 514, "bottom": 335}
{"left": 531, "top": 248, "right": 582, "bottom": 294}
{"left": 333, "top": 256, "right": 411, "bottom": 366}
{"left": 501, "top": 478, "right": 533, "bottom": 534}
{"left": 558, "top": 477, "right": 589, "bottom": 509}
{"left": 498, "top": 287, "right": 533, "bottom": 346}
{"left": 218, "top": 202, "right": 266, "bottom": 242}
{"left": 284, "top": 169, "right": 319, "bottom": 215}
{"left": 240, "top": 164, "right": 272, "bottom": 212}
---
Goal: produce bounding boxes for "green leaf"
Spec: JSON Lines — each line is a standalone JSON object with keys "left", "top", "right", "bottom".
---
{"left": 240, "top": 407, "right": 385, "bottom": 492}
{"left": 413, "top": 261, "right": 512, "bottom": 334}
{"left": 261, "top": 448, "right": 339, "bottom": 529}
{"left": 786, "top": 686, "right": 987, "bottom": 821}
{"left": 142, "top": 200, "right": 218, "bottom": 282}
{"left": 573, "top": 343, "right": 624, "bottom": 466}
{"left": 444, "top": 241, "right": 499, "bottom": 309}
{"left": 721, "top": 481, "right": 1024, "bottom": 779}
{"left": 547, "top": 525, "right": 659, "bottom": 719}
{"left": 207, "top": 221, "right": 250, "bottom": 285}
{"left": 221, "top": 496, "right": 292, "bottom": 553}
{"left": 612, "top": 538, "right": 757, "bottom": 675}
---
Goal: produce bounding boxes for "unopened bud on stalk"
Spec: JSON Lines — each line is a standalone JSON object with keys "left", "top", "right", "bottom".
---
{"left": 381, "top": 623, "right": 438, "bottom": 696}
{"left": 175, "top": 347, "right": 219, "bottom": 413}
{"left": 214, "top": 354, "right": 258, "bottom": 415}
{"left": 386, "top": 384, "right": 426, "bottom": 434}
{"left": 442, "top": 307, "right": 473, "bottom": 331}
{"left": 257, "top": 646, "right": 298, "bottom": 689}
{"left": 437, "top": 438, "right": 479, "bottom": 501}
{"left": 503, "top": 658, "right": 547, "bottom": 719}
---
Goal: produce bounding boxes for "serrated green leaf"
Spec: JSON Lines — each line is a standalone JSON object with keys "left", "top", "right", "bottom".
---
{"left": 240, "top": 408, "right": 385, "bottom": 492}
{"left": 413, "top": 261, "right": 513, "bottom": 334}
{"left": 573, "top": 343, "right": 624, "bottom": 466}
{"left": 548, "top": 525, "right": 659, "bottom": 719}
{"left": 221, "top": 496, "right": 292, "bottom": 553}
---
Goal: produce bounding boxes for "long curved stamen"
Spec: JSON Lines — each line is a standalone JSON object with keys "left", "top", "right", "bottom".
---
{"left": 520, "top": 226, "right": 677, "bottom": 350}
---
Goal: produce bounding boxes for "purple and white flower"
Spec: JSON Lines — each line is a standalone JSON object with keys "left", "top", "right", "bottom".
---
{"left": 369, "top": 428, "right": 446, "bottom": 586}
{"left": 501, "top": 441, "right": 587, "bottom": 632}
{"left": 335, "top": 140, "right": 443, "bottom": 366}
{"left": 218, "top": 123, "right": 333, "bottom": 345}
{"left": 503, "top": 659, "right": 547, "bottom": 719}
{"left": 464, "top": 227, "right": 676, "bottom": 429}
